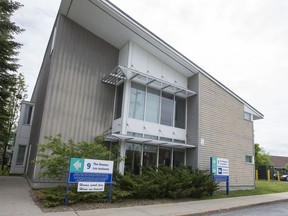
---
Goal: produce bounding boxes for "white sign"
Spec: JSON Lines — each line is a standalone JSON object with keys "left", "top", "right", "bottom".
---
{"left": 211, "top": 157, "right": 229, "bottom": 176}
{"left": 217, "top": 158, "right": 229, "bottom": 167}
{"left": 83, "top": 159, "right": 114, "bottom": 174}
{"left": 217, "top": 167, "right": 229, "bottom": 176}
{"left": 77, "top": 182, "right": 105, "bottom": 192}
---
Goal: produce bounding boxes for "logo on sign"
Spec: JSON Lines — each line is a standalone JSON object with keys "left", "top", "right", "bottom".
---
{"left": 218, "top": 167, "right": 222, "bottom": 174}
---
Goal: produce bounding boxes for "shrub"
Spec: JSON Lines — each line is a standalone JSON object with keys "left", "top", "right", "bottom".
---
{"left": 117, "top": 166, "right": 219, "bottom": 199}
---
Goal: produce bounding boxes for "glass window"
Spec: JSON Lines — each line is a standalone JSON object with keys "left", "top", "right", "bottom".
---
{"left": 160, "top": 92, "right": 174, "bottom": 126}
{"left": 16, "top": 145, "right": 26, "bottom": 165}
{"left": 245, "top": 155, "right": 253, "bottom": 164}
{"left": 129, "top": 82, "right": 146, "bottom": 120}
{"left": 173, "top": 150, "right": 185, "bottom": 167}
{"left": 23, "top": 105, "right": 33, "bottom": 125}
{"left": 114, "top": 83, "right": 123, "bottom": 119}
{"left": 146, "top": 87, "right": 160, "bottom": 123}
{"left": 175, "top": 96, "right": 186, "bottom": 129}
{"left": 159, "top": 148, "right": 171, "bottom": 167}
{"left": 143, "top": 145, "right": 157, "bottom": 167}
{"left": 125, "top": 143, "right": 142, "bottom": 175}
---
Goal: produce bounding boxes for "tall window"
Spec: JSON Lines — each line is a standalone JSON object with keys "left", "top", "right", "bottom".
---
{"left": 16, "top": 145, "right": 26, "bottom": 165}
{"left": 23, "top": 105, "right": 33, "bottom": 125}
{"left": 114, "top": 83, "right": 124, "bottom": 119}
{"left": 175, "top": 96, "right": 186, "bottom": 129}
{"left": 146, "top": 87, "right": 160, "bottom": 123}
{"left": 128, "top": 82, "right": 186, "bottom": 129}
{"left": 124, "top": 143, "right": 186, "bottom": 174}
{"left": 129, "top": 82, "right": 146, "bottom": 120}
{"left": 160, "top": 92, "right": 174, "bottom": 126}
{"left": 173, "top": 150, "right": 185, "bottom": 167}
{"left": 159, "top": 148, "right": 171, "bottom": 167}
{"left": 125, "top": 143, "right": 142, "bottom": 174}
{"left": 143, "top": 145, "right": 157, "bottom": 167}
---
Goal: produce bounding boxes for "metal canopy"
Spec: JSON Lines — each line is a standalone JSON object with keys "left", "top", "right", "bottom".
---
{"left": 102, "top": 66, "right": 196, "bottom": 98}
{"left": 105, "top": 133, "right": 196, "bottom": 149}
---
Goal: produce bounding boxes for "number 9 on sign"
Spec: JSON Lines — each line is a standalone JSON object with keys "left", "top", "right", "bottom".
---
{"left": 86, "top": 163, "right": 91, "bottom": 169}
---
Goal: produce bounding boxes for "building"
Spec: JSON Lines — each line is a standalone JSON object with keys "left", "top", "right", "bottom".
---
{"left": 270, "top": 155, "right": 288, "bottom": 171}
{"left": 10, "top": 0, "right": 263, "bottom": 189}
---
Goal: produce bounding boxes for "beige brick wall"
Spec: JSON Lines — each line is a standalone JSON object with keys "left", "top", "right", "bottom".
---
{"left": 198, "top": 74, "right": 255, "bottom": 189}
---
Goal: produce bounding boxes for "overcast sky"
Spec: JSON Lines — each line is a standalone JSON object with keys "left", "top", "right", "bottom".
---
{"left": 13, "top": 0, "right": 288, "bottom": 156}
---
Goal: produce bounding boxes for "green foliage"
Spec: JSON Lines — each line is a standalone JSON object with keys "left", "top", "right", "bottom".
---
{"left": 286, "top": 163, "right": 288, "bottom": 169}
{"left": 254, "top": 144, "right": 272, "bottom": 168}
{"left": 117, "top": 166, "right": 218, "bottom": 199}
{"left": 35, "top": 134, "right": 119, "bottom": 180}
{"left": 37, "top": 184, "right": 131, "bottom": 208}
{"left": 0, "top": 165, "right": 10, "bottom": 176}
{"left": 36, "top": 166, "right": 218, "bottom": 207}
{"left": 0, "top": 0, "right": 25, "bottom": 170}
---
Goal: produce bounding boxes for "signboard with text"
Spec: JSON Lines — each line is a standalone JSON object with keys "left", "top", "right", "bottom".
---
{"left": 68, "top": 158, "right": 113, "bottom": 183}
{"left": 65, "top": 157, "right": 114, "bottom": 205}
{"left": 77, "top": 182, "right": 105, "bottom": 192}
{"left": 210, "top": 157, "right": 229, "bottom": 195}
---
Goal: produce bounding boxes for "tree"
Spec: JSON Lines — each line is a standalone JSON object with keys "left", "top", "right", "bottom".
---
{"left": 254, "top": 143, "right": 272, "bottom": 168}
{"left": 285, "top": 163, "right": 288, "bottom": 169}
{"left": 0, "top": 0, "right": 24, "bottom": 169}
{"left": 1, "top": 73, "right": 27, "bottom": 170}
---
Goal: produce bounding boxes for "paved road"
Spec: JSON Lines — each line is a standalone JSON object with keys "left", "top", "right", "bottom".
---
{"left": 210, "top": 201, "right": 288, "bottom": 216}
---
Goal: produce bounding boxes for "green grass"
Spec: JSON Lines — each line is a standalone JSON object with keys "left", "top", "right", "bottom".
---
{"left": 210, "top": 180, "right": 288, "bottom": 199}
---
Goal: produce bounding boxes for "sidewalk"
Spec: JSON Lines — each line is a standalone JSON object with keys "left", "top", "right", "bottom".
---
{"left": 1, "top": 176, "right": 288, "bottom": 216}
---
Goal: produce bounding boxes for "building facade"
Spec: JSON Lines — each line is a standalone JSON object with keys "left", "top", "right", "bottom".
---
{"left": 11, "top": 0, "right": 263, "bottom": 189}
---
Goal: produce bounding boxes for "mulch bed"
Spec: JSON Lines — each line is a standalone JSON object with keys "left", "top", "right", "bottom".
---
{"left": 30, "top": 189, "right": 192, "bottom": 213}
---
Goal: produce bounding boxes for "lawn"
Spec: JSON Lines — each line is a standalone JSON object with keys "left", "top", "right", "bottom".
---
{"left": 211, "top": 180, "right": 288, "bottom": 199}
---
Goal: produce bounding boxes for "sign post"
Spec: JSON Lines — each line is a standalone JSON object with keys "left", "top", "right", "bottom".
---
{"left": 65, "top": 158, "right": 114, "bottom": 206}
{"left": 210, "top": 157, "right": 229, "bottom": 195}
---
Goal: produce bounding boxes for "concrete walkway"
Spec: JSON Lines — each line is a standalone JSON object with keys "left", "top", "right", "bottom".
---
{"left": 1, "top": 176, "right": 288, "bottom": 216}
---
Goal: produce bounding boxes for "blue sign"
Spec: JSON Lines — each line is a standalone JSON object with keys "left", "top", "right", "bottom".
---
{"left": 68, "top": 158, "right": 114, "bottom": 183}
{"left": 68, "top": 172, "right": 112, "bottom": 183}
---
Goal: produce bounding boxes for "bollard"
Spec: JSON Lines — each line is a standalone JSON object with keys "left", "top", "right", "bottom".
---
{"left": 255, "top": 170, "right": 258, "bottom": 181}
{"left": 277, "top": 171, "right": 280, "bottom": 181}
{"left": 267, "top": 169, "right": 270, "bottom": 182}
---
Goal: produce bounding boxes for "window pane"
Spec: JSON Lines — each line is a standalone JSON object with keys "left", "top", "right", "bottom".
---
{"left": 159, "top": 148, "right": 171, "bottom": 167}
{"left": 129, "top": 82, "right": 146, "bottom": 120}
{"left": 143, "top": 145, "right": 157, "bottom": 167}
{"left": 146, "top": 87, "right": 160, "bottom": 123}
{"left": 16, "top": 145, "right": 26, "bottom": 165}
{"left": 160, "top": 92, "right": 174, "bottom": 126}
{"left": 23, "top": 105, "right": 33, "bottom": 124}
{"left": 175, "top": 96, "right": 186, "bottom": 129}
{"left": 114, "top": 83, "right": 123, "bottom": 119}
{"left": 125, "top": 143, "right": 142, "bottom": 175}
{"left": 173, "top": 150, "right": 185, "bottom": 167}
{"left": 245, "top": 155, "right": 253, "bottom": 163}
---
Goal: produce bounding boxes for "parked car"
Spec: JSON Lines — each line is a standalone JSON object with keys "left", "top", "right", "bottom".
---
{"left": 280, "top": 174, "right": 288, "bottom": 181}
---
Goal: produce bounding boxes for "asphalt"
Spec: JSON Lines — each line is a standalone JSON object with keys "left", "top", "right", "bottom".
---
{"left": 1, "top": 176, "right": 288, "bottom": 216}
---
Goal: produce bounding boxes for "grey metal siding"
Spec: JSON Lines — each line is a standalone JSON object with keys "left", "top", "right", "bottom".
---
{"left": 186, "top": 74, "right": 199, "bottom": 168}
{"left": 31, "top": 15, "right": 119, "bottom": 179}
{"left": 26, "top": 28, "right": 54, "bottom": 179}
{"left": 198, "top": 74, "right": 254, "bottom": 188}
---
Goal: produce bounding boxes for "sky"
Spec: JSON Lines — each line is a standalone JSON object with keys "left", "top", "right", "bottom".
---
{"left": 12, "top": 0, "right": 288, "bottom": 156}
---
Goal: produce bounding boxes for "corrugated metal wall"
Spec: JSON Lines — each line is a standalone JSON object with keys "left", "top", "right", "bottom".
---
{"left": 198, "top": 74, "right": 254, "bottom": 188}
{"left": 26, "top": 27, "right": 54, "bottom": 179}
{"left": 29, "top": 15, "right": 119, "bottom": 180}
